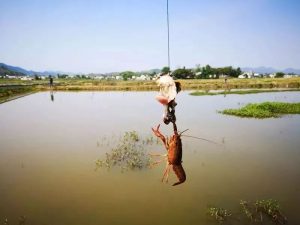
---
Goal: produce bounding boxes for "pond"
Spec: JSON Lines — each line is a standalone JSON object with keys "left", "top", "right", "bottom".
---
{"left": 0, "top": 91, "right": 300, "bottom": 225}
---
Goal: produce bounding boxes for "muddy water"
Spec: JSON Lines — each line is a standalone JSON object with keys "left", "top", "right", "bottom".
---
{"left": 0, "top": 91, "right": 300, "bottom": 225}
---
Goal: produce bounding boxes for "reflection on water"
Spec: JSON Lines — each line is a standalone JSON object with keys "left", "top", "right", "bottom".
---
{"left": 0, "top": 91, "right": 300, "bottom": 225}
{"left": 50, "top": 90, "right": 54, "bottom": 102}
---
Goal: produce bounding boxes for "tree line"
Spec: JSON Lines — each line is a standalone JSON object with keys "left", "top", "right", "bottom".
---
{"left": 161, "top": 65, "right": 242, "bottom": 79}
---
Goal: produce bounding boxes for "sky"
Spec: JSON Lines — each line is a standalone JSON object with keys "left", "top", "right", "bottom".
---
{"left": 0, "top": 0, "right": 299, "bottom": 73}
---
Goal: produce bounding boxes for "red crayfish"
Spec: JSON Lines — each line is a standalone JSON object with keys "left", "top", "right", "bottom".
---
{"left": 151, "top": 122, "right": 186, "bottom": 186}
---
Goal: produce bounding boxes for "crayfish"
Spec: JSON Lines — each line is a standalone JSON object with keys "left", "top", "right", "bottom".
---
{"left": 151, "top": 122, "right": 186, "bottom": 186}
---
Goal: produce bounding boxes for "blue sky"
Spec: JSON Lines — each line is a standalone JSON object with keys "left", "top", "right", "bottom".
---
{"left": 0, "top": 0, "right": 299, "bottom": 73}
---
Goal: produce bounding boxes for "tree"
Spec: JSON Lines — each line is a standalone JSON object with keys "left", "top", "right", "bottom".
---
{"left": 201, "top": 65, "right": 213, "bottom": 79}
{"left": 172, "top": 67, "right": 195, "bottom": 79}
{"left": 275, "top": 72, "right": 284, "bottom": 78}
{"left": 120, "top": 71, "right": 136, "bottom": 81}
{"left": 34, "top": 74, "right": 41, "bottom": 80}
{"left": 161, "top": 66, "right": 170, "bottom": 75}
{"left": 236, "top": 67, "right": 242, "bottom": 76}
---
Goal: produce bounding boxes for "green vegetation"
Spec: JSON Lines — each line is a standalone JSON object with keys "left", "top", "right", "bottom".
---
{"left": 172, "top": 67, "right": 195, "bottom": 79}
{"left": 95, "top": 131, "right": 159, "bottom": 172}
{"left": 208, "top": 199, "right": 287, "bottom": 224}
{"left": 220, "top": 102, "right": 300, "bottom": 118}
{"left": 196, "top": 65, "right": 242, "bottom": 79}
{"left": 0, "top": 85, "right": 37, "bottom": 103}
{"left": 240, "top": 199, "right": 287, "bottom": 224}
{"left": 120, "top": 71, "right": 136, "bottom": 81}
{"left": 190, "top": 88, "right": 300, "bottom": 96}
{"left": 1, "top": 77, "right": 300, "bottom": 103}
{"left": 207, "top": 206, "right": 232, "bottom": 223}
{"left": 275, "top": 72, "right": 285, "bottom": 78}
{"left": 0, "top": 65, "right": 25, "bottom": 77}
{"left": 161, "top": 66, "right": 170, "bottom": 74}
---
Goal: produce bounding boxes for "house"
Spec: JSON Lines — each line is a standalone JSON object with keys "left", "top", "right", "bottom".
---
{"left": 238, "top": 71, "right": 254, "bottom": 79}
{"left": 283, "top": 74, "right": 295, "bottom": 78}
{"left": 238, "top": 74, "right": 247, "bottom": 79}
{"left": 94, "top": 76, "right": 104, "bottom": 80}
{"left": 253, "top": 73, "right": 262, "bottom": 78}
{"left": 20, "top": 76, "right": 33, "bottom": 81}
{"left": 269, "top": 73, "right": 276, "bottom": 78}
{"left": 195, "top": 71, "right": 202, "bottom": 77}
{"left": 136, "top": 74, "right": 151, "bottom": 81}
{"left": 5, "top": 75, "right": 18, "bottom": 79}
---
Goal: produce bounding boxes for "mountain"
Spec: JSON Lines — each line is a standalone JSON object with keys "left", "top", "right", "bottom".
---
{"left": 241, "top": 66, "right": 300, "bottom": 74}
{"left": 282, "top": 68, "right": 300, "bottom": 74}
{"left": 2, "top": 62, "right": 300, "bottom": 76}
{"left": 0, "top": 63, "right": 30, "bottom": 75}
{"left": 0, "top": 63, "right": 26, "bottom": 76}
{"left": 0, "top": 63, "right": 60, "bottom": 76}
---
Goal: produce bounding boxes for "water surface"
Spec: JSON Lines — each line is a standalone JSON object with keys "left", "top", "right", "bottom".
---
{"left": 0, "top": 91, "right": 300, "bottom": 225}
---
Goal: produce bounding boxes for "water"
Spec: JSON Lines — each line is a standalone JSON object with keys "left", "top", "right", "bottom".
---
{"left": 0, "top": 91, "right": 300, "bottom": 225}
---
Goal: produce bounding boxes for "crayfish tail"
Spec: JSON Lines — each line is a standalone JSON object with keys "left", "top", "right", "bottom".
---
{"left": 172, "top": 164, "right": 186, "bottom": 186}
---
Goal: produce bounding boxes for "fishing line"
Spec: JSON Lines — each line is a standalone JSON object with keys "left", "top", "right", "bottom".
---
{"left": 167, "top": 0, "right": 170, "bottom": 71}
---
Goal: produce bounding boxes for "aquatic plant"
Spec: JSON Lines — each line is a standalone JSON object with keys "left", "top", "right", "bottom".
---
{"left": 190, "top": 89, "right": 300, "bottom": 96}
{"left": 240, "top": 200, "right": 257, "bottom": 222}
{"left": 239, "top": 199, "right": 287, "bottom": 224}
{"left": 220, "top": 102, "right": 300, "bottom": 118}
{"left": 208, "top": 199, "right": 287, "bottom": 225}
{"left": 207, "top": 206, "right": 232, "bottom": 223}
{"left": 255, "top": 199, "right": 287, "bottom": 224}
{"left": 95, "top": 131, "right": 157, "bottom": 171}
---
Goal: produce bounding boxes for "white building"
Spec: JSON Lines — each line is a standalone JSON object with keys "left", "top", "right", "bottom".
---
{"left": 5, "top": 75, "right": 18, "bottom": 79}
{"left": 136, "top": 74, "right": 151, "bottom": 81}
{"left": 20, "top": 76, "right": 33, "bottom": 81}
{"left": 238, "top": 71, "right": 254, "bottom": 79}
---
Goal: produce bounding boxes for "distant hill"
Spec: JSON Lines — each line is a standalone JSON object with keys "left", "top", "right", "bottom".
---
{"left": 241, "top": 66, "right": 300, "bottom": 74}
{"left": 1, "top": 62, "right": 300, "bottom": 77}
{"left": 0, "top": 63, "right": 28, "bottom": 76}
{"left": 0, "top": 63, "right": 26, "bottom": 76}
{"left": 0, "top": 63, "right": 59, "bottom": 76}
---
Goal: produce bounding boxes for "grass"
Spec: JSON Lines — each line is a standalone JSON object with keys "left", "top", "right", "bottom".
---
{"left": 0, "top": 85, "right": 37, "bottom": 103}
{"left": 95, "top": 131, "right": 160, "bottom": 172}
{"left": 220, "top": 102, "right": 300, "bottom": 118}
{"left": 1, "top": 77, "right": 300, "bottom": 103}
{"left": 207, "top": 206, "right": 232, "bottom": 223}
{"left": 1, "top": 77, "right": 300, "bottom": 91}
{"left": 190, "top": 88, "right": 300, "bottom": 96}
{"left": 208, "top": 199, "right": 287, "bottom": 224}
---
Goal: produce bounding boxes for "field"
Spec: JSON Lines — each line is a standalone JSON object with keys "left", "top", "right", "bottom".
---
{"left": 1, "top": 77, "right": 300, "bottom": 103}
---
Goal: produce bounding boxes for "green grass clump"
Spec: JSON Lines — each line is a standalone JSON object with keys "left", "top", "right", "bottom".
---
{"left": 207, "top": 206, "right": 232, "bottom": 223}
{"left": 95, "top": 131, "right": 153, "bottom": 172}
{"left": 220, "top": 102, "right": 300, "bottom": 118}
{"left": 207, "top": 199, "right": 287, "bottom": 224}
{"left": 190, "top": 89, "right": 300, "bottom": 96}
{"left": 0, "top": 86, "right": 36, "bottom": 103}
{"left": 240, "top": 199, "right": 287, "bottom": 224}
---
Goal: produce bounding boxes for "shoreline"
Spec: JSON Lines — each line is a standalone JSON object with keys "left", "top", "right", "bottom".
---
{"left": 1, "top": 77, "right": 300, "bottom": 103}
